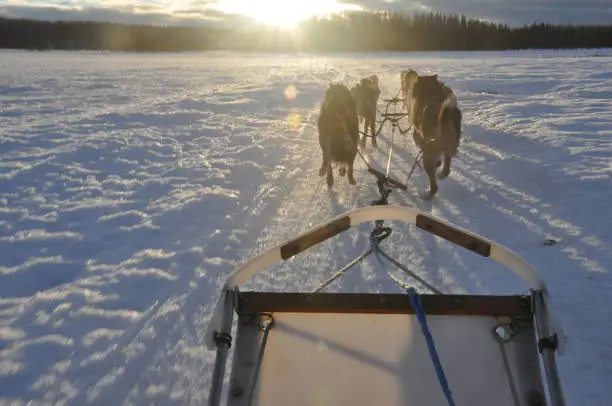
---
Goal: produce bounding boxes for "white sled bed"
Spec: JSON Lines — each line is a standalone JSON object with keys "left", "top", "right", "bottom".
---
{"left": 205, "top": 205, "right": 567, "bottom": 406}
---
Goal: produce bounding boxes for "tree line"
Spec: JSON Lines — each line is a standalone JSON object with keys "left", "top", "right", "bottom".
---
{"left": 0, "top": 17, "right": 226, "bottom": 51}
{"left": 1, "top": 11, "right": 612, "bottom": 52}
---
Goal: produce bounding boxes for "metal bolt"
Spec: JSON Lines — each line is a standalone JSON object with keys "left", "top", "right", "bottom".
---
{"left": 231, "top": 386, "right": 244, "bottom": 398}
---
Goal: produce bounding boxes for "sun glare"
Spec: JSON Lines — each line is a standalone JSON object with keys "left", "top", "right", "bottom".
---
{"left": 212, "top": 0, "right": 361, "bottom": 29}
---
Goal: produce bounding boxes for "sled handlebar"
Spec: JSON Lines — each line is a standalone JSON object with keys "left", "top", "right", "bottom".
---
{"left": 204, "top": 205, "right": 566, "bottom": 355}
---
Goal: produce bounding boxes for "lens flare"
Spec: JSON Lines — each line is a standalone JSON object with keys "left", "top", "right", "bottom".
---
{"left": 284, "top": 84, "right": 297, "bottom": 100}
{"left": 287, "top": 110, "right": 302, "bottom": 129}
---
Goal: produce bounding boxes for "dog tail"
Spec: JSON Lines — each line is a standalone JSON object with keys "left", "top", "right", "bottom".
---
{"left": 439, "top": 98, "right": 462, "bottom": 142}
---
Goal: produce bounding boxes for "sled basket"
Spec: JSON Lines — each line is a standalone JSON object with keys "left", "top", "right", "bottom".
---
{"left": 205, "top": 206, "right": 567, "bottom": 406}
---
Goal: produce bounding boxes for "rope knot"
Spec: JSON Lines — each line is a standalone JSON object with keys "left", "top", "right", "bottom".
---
{"left": 370, "top": 226, "right": 392, "bottom": 243}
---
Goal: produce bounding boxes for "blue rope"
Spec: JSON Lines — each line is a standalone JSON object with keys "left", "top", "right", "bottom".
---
{"left": 370, "top": 231, "right": 454, "bottom": 404}
{"left": 406, "top": 287, "right": 456, "bottom": 406}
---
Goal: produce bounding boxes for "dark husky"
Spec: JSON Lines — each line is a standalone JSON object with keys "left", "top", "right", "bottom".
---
{"left": 410, "top": 74, "right": 462, "bottom": 199}
{"left": 350, "top": 74, "right": 381, "bottom": 147}
{"left": 317, "top": 83, "right": 360, "bottom": 188}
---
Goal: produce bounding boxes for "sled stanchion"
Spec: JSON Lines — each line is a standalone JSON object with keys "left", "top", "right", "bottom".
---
{"left": 246, "top": 313, "right": 275, "bottom": 406}
{"left": 533, "top": 290, "right": 567, "bottom": 406}
{"left": 208, "top": 290, "right": 236, "bottom": 406}
{"left": 492, "top": 324, "right": 522, "bottom": 406}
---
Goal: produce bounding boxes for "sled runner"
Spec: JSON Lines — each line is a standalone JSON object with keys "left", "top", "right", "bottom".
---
{"left": 204, "top": 205, "right": 567, "bottom": 406}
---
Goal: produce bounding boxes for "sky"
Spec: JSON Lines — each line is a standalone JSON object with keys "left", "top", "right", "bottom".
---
{"left": 0, "top": 0, "right": 611, "bottom": 28}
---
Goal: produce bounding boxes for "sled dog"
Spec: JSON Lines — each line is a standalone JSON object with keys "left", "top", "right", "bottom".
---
{"left": 350, "top": 74, "right": 381, "bottom": 147}
{"left": 406, "top": 73, "right": 462, "bottom": 198}
{"left": 317, "top": 83, "right": 360, "bottom": 188}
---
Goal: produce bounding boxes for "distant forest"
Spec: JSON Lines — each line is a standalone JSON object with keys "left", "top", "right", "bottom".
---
{"left": 1, "top": 11, "right": 612, "bottom": 52}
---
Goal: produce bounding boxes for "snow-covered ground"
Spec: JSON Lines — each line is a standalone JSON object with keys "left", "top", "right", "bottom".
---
{"left": 1, "top": 48, "right": 611, "bottom": 405}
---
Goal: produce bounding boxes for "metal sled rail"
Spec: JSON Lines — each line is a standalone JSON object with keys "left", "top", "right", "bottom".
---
{"left": 206, "top": 205, "right": 565, "bottom": 353}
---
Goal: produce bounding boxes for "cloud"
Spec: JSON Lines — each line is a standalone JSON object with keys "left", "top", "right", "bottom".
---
{"left": 340, "top": 0, "right": 430, "bottom": 14}
{"left": 342, "top": 0, "right": 612, "bottom": 26}
{"left": 1, "top": 0, "right": 611, "bottom": 27}
{"left": 0, "top": 0, "right": 256, "bottom": 27}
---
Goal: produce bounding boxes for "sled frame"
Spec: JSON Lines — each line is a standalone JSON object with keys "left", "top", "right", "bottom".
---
{"left": 205, "top": 205, "right": 567, "bottom": 406}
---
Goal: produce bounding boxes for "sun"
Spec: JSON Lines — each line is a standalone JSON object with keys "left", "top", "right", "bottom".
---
{"left": 212, "top": 0, "right": 361, "bottom": 29}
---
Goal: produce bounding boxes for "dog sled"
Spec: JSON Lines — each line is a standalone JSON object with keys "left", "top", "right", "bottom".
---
{"left": 204, "top": 204, "right": 567, "bottom": 406}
